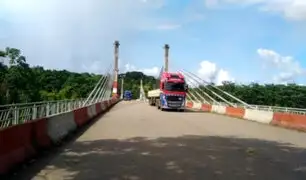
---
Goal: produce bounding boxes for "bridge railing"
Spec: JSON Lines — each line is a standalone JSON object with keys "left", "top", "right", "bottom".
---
{"left": 182, "top": 69, "right": 306, "bottom": 115}
{"left": 0, "top": 98, "right": 110, "bottom": 128}
{"left": 212, "top": 101, "right": 306, "bottom": 115}
{"left": 245, "top": 105, "right": 306, "bottom": 115}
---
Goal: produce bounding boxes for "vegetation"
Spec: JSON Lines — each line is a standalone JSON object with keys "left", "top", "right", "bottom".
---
{"left": 0, "top": 47, "right": 101, "bottom": 105}
{"left": 193, "top": 81, "right": 306, "bottom": 108}
{"left": 1, "top": 47, "right": 306, "bottom": 108}
{"left": 118, "top": 72, "right": 156, "bottom": 99}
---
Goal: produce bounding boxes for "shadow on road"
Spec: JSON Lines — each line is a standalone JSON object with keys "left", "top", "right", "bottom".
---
{"left": 158, "top": 109, "right": 203, "bottom": 113}
{"left": 11, "top": 135, "right": 306, "bottom": 180}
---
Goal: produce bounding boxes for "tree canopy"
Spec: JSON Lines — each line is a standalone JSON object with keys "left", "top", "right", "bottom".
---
{"left": 0, "top": 47, "right": 100, "bottom": 105}
{"left": 191, "top": 81, "right": 306, "bottom": 108}
{"left": 1, "top": 47, "right": 306, "bottom": 108}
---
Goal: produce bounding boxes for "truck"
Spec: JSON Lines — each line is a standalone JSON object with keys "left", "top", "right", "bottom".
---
{"left": 123, "top": 90, "right": 132, "bottom": 101}
{"left": 148, "top": 72, "right": 188, "bottom": 111}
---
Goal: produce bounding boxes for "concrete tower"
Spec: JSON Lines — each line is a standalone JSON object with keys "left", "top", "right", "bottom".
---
{"left": 164, "top": 44, "right": 169, "bottom": 72}
{"left": 112, "top": 40, "right": 120, "bottom": 97}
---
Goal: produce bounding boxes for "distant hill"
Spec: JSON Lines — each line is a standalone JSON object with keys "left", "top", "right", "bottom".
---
{"left": 118, "top": 71, "right": 156, "bottom": 99}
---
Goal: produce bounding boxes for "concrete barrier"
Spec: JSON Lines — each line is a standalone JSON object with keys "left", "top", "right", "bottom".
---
{"left": 32, "top": 118, "right": 52, "bottom": 149}
{"left": 95, "top": 103, "right": 102, "bottom": 114}
{"left": 0, "top": 118, "right": 50, "bottom": 174}
{"left": 0, "top": 99, "right": 119, "bottom": 175}
{"left": 47, "top": 111, "right": 77, "bottom": 143}
{"left": 186, "top": 101, "right": 193, "bottom": 108}
{"left": 272, "top": 112, "right": 306, "bottom": 131}
{"left": 73, "top": 107, "right": 89, "bottom": 127}
{"left": 212, "top": 105, "right": 226, "bottom": 114}
{"left": 193, "top": 102, "right": 202, "bottom": 110}
{"left": 0, "top": 122, "right": 35, "bottom": 174}
{"left": 186, "top": 102, "right": 306, "bottom": 132}
{"left": 244, "top": 109, "right": 273, "bottom": 124}
{"left": 87, "top": 104, "right": 97, "bottom": 119}
{"left": 101, "top": 101, "right": 106, "bottom": 111}
{"left": 226, "top": 107, "right": 245, "bottom": 118}
{"left": 201, "top": 104, "right": 212, "bottom": 112}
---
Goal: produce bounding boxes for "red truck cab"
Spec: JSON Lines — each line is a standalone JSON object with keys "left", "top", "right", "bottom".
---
{"left": 159, "top": 72, "right": 188, "bottom": 111}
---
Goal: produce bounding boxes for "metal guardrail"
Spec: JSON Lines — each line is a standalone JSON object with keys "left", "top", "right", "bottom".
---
{"left": 246, "top": 105, "right": 306, "bottom": 115}
{"left": 213, "top": 101, "right": 306, "bottom": 115}
{"left": 0, "top": 98, "right": 110, "bottom": 129}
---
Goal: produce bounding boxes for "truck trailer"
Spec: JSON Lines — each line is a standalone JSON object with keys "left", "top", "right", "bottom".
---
{"left": 148, "top": 72, "right": 188, "bottom": 111}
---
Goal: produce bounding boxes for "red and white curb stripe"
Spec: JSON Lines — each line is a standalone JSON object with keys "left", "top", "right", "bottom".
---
{"left": 0, "top": 98, "right": 120, "bottom": 175}
{"left": 186, "top": 100, "right": 306, "bottom": 132}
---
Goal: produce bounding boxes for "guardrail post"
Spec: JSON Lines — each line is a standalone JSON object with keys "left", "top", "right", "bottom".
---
{"left": 68, "top": 101, "right": 72, "bottom": 111}
{"left": 61, "top": 101, "right": 64, "bottom": 113}
{"left": 52, "top": 103, "right": 56, "bottom": 114}
{"left": 32, "top": 104, "right": 37, "bottom": 120}
{"left": 57, "top": 102, "right": 60, "bottom": 114}
{"left": 13, "top": 106, "right": 19, "bottom": 125}
{"left": 46, "top": 103, "right": 50, "bottom": 116}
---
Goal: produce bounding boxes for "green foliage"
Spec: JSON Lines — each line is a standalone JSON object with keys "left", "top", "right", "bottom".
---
{"left": 191, "top": 81, "right": 306, "bottom": 108}
{"left": 1, "top": 47, "right": 306, "bottom": 109}
{"left": 118, "top": 72, "right": 156, "bottom": 99}
{"left": 0, "top": 47, "right": 101, "bottom": 105}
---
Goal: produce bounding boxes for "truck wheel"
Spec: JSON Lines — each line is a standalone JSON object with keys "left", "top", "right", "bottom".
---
{"left": 156, "top": 100, "right": 160, "bottom": 109}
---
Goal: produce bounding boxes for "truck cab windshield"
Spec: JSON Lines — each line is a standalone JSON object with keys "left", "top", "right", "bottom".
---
{"left": 164, "top": 82, "right": 185, "bottom": 92}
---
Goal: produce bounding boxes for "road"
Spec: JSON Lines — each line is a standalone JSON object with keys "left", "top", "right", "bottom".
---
{"left": 10, "top": 101, "right": 306, "bottom": 180}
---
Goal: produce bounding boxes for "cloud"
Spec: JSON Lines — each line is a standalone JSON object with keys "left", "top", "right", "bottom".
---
{"left": 156, "top": 23, "right": 181, "bottom": 30}
{"left": 196, "top": 60, "right": 234, "bottom": 85}
{"left": 257, "top": 48, "right": 305, "bottom": 83}
{"left": 0, "top": 0, "right": 164, "bottom": 72}
{"left": 204, "top": 0, "right": 219, "bottom": 8}
{"left": 124, "top": 63, "right": 160, "bottom": 77}
{"left": 204, "top": 0, "right": 306, "bottom": 21}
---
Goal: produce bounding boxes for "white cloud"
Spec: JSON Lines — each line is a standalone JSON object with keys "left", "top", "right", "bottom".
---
{"left": 257, "top": 48, "right": 305, "bottom": 83}
{"left": 124, "top": 63, "right": 160, "bottom": 77}
{"left": 196, "top": 60, "right": 234, "bottom": 85}
{"left": 156, "top": 23, "right": 181, "bottom": 30}
{"left": 205, "top": 0, "right": 306, "bottom": 21}
{"left": 0, "top": 0, "right": 165, "bottom": 73}
{"left": 205, "top": 0, "right": 219, "bottom": 8}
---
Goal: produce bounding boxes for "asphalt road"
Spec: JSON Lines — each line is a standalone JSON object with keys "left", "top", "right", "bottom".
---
{"left": 9, "top": 101, "right": 306, "bottom": 180}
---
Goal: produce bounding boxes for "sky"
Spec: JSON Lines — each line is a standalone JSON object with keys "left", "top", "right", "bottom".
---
{"left": 0, "top": 0, "right": 306, "bottom": 85}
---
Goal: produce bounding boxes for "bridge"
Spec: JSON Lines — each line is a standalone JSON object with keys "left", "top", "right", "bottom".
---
{"left": 1, "top": 41, "right": 306, "bottom": 179}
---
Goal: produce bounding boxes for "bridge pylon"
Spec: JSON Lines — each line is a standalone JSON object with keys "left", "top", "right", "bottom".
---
{"left": 164, "top": 44, "right": 169, "bottom": 72}
{"left": 112, "top": 40, "right": 120, "bottom": 98}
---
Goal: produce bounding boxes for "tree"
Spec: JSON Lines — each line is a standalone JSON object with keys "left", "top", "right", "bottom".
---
{"left": 1, "top": 47, "right": 306, "bottom": 108}
{"left": 4, "top": 47, "right": 28, "bottom": 68}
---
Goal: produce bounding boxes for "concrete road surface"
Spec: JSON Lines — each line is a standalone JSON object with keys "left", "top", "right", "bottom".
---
{"left": 9, "top": 101, "right": 306, "bottom": 180}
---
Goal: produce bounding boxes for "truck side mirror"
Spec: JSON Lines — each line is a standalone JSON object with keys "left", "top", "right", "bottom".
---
{"left": 184, "top": 84, "right": 188, "bottom": 91}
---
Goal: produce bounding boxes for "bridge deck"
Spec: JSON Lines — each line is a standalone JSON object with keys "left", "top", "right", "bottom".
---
{"left": 11, "top": 101, "right": 306, "bottom": 180}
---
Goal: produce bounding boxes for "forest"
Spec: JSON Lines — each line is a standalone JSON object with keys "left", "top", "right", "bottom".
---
{"left": 1, "top": 47, "right": 306, "bottom": 108}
